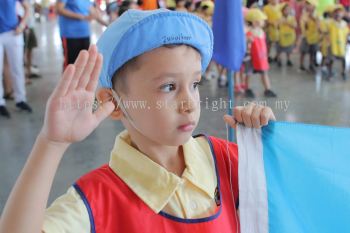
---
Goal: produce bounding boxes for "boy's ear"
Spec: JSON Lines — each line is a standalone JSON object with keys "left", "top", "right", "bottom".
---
{"left": 96, "top": 88, "right": 123, "bottom": 120}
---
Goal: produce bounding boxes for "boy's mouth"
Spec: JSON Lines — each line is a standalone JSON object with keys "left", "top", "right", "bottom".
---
{"left": 177, "top": 121, "right": 196, "bottom": 132}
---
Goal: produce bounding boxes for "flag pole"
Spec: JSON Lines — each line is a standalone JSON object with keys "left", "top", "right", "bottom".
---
{"left": 227, "top": 70, "right": 235, "bottom": 142}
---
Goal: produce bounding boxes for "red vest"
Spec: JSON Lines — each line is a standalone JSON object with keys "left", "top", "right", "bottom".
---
{"left": 74, "top": 135, "right": 240, "bottom": 233}
{"left": 247, "top": 31, "right": 269, "bottom": 71}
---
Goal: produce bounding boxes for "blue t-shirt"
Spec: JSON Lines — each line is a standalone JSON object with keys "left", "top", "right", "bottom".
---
{"left": 58, "top": 0, "right": 92, "bottom": 38}
{"left": 0, "top": 0, "right": 22, "bottom": 33}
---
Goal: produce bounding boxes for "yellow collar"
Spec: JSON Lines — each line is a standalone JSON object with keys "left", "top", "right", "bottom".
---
{"left": 109, "top": 130, "right": 216, "bottom": 213}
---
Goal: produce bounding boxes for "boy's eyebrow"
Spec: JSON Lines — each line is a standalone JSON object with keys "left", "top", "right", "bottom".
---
{"left": 152, "top": 71, "right": 202, "bottom": 81}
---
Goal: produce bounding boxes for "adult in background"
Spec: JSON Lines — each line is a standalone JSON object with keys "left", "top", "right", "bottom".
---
{"left": 56, "top": 0, "right": 108, "bottom": 69}
{"left": 0, "top": 0, "right": 33, "bottom": 119}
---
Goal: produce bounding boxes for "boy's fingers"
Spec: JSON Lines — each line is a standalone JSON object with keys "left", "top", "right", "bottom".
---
{"left": 251, "top": 105, "right": 264, "bottom": 128}
{"left": 223, "top": 114, "right": 237, "bottom": 129}
{"left": 53, "top": 64, "right": 75, "bottom": 97}
{"left": 68, "top": 50, "right": 89, "bottom": 93}
{"left": 86, "top": 54, "right": 103, "bottom": 92}
{"left": 261, "top": 107, "right": 276, "bottom": 126}
{"left": 94, "top": 101, "right": 115, "bottom": 124}
{"left": 233, "top": 106, "right": 244, "bottom": 123}
{"left": 77, "top": 45, "right": 98, "bottom": 89}
{"left": 241, "top": 104, "right": 255, "bottom": 127}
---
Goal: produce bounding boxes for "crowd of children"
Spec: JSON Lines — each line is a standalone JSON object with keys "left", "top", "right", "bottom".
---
{"left": 182, "top": 0, "right": 350, "bottom": 98}
{"left": 236, "top": 0, "right": 350, "bottom": 98}
{"left": 2, "top": 0, "right": 349, "bottom": 119}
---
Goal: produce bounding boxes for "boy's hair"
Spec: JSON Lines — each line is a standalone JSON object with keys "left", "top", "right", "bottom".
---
{"left": 175, "top": 0, "right": 185, "bottom": 4}
{"left": 112, "top": 56, "right": 138, "bottom": 94}
{"left": 201, "top": 5, "right": 209, "bottom": 12}
{"left": 281, "top": 3, "right": 290, "bottom": 13}
{"left": 111, "top": 44, "right": 200, "bottom": 94}
{"left": 194, "top": 1, "right": 202, "bottom": 11}
{"left": 118, "top": 0, "right": 140, "bottom": 16}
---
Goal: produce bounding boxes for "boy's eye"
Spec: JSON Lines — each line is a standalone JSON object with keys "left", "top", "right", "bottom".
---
{"left": 160, "top": 83, "right": 176, "bottom": 92}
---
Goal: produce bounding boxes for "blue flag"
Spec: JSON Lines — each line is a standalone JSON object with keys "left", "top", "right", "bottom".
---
{"left": 212, "top": 0, "right": 246, "bottom": 71}
{"left": 237, "top": 122, "right": 350, "bottom": 233}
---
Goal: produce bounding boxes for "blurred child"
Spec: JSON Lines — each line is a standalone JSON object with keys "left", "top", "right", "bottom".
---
{"left": 233, "top": 69, "right": 246, "bottom": 94}
{"left": 235, "top": 15, "right": 250, "bottom": 94}
{"left": 244, "top": 8, "right": 277, "bottom": 98}
{"left": 299, "top": 0, "right": 320, "bottom": 72}
{"left": 327, "top": 4, "right": 349, "bottom": 80}
{"left": 200, "top": 0, "right": 218, "bottom": 83}
{"left": 263, "top": 0, "right": 282, "bottom": 62}
{"left": 319, "top": 5, "right": 333, "bottom": 76}
{"left": 276, "top": 2, "right": 297, "bottom": 67}
{"left": 166, "top": 0, "right": 176, "bottom": 10}
{"left": 199, "top": 0, "right": 214, "bottom": 26}
{"left": 175, "top": 0, "right": 188, "bottom": 12}
{"left": 293, "top": 0, "right": 306, "bottom": 52}
{"left": 24, "top": 0, "right": 41, "bottom": 81}
{"left": 118, "top": 0, "right": 140, "bottom": 16}
{"left": 106, "top": 1, "right": 119, "bottom": 22}
{"left": 217, "top": 66, "right": 229, "bottom": 88}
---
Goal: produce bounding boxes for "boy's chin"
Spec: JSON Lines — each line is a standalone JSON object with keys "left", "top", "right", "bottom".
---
{"left": 168, "top": 132, "right": 194, "bottom": 146}
{"left": 153, "top": 132, "right": 194, "bottom": 146}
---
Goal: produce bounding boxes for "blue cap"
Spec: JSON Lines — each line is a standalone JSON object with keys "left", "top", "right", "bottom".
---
{"left": 97, "top": 9, "right": 214, "bottom": 88}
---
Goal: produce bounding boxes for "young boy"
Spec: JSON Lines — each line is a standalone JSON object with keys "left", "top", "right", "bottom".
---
{"left": 175, "top": 0, "right": 188, "bottom": 12}
{"left": 327, "top": 4, "right": 349, "bottom": 80}
{"left": 319, "top": 5, "right": 333, "bottom": 76}
{"left": 263, "top": 0, "right": 282, "bottom": 62}
{"left": 299, "top": 0, "right": 320, "bottom": 72}
{"left": 276, "top": 2, "right": 297, "bottom": 67}
{"left": 0, "top": 9, "right": 275, "bottom": 233}
{"left": 244, "top": 8, "right": 277, "bottom": 98}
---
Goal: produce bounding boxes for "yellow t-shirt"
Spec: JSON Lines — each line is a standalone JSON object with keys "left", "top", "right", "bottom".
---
{"left": 263, "top": 4, "right": 282, "bottom": 42}
{"left": 166, "top": 0, "right": 176, "bottom": 8}
{"left": 279, "top": 15, "right": 297, "bottom": 47}
{"left": 329, "top": 19, "right": 349, "bottom": 57}
{"left": 301, "top": 13, "right": 320, "bottom": 45}
{"left": 320, "top": 18, "right": 331, "bottom": 56}
{"left": 42, "top": 131, "right": 218, "bottom": 232}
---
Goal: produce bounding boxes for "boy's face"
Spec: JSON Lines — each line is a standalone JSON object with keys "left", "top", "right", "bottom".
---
{"left": 306, "top": 3, "right": 315, "bottom": 13}
{"left": 116, "top": 45, "right": 202, "bottom": 146}
{"left": 176, "top": 0, "right": 186, "bottom": 8}
{"left": 283, "top": 6, "right": 291, "bottom": 16}
{"left": 334, "top": 9, "right": 344, "bottom": 21}
{"left": 130, "top": 2, "right": 139, "bottom": 9}
{"left": 253, "top": 20, "right": 265, "bottom": 28}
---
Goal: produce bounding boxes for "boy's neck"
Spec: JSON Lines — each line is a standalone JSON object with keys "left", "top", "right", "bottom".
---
{"left": 128, "top": 130, "right": 186, "bottom": 177}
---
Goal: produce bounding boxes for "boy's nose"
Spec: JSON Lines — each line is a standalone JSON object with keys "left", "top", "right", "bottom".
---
{"left": 179, "top": 100, "right": 194, "bottom": 114}
{"left": 177, "top": 91, "right": 198, "bottom": 114}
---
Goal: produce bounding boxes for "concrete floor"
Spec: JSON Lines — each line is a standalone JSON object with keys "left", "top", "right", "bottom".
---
{"left": 1, "top": 19, "right": 350, "bottom": 211}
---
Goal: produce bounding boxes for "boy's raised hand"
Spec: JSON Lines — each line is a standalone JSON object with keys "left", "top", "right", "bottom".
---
{"left": 223, "top": 102, "right": 276, "bottom": 129}
{"left": 41, "top": 45, "right": 115, "bottom": 144}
